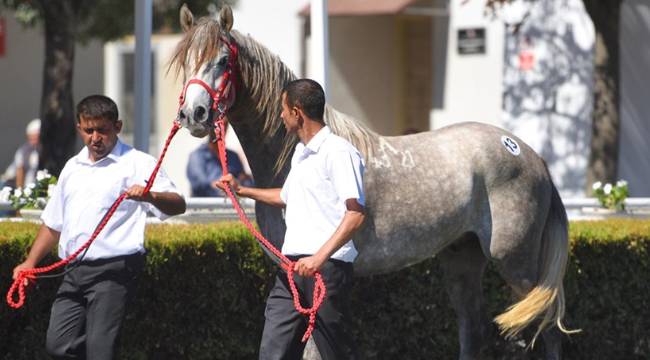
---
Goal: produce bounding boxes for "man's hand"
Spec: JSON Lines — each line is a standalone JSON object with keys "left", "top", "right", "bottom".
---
{"left": 125, "top": 184, "right": 153, "bottom": 202}
{"left": 294, "top": 254, "right": 327, "bottom": 277}
{"left": 214, "top": 174, "right": 240, "bottom": 195}
{"left": 13, "top": 260, "right": 36, "bottom": 286}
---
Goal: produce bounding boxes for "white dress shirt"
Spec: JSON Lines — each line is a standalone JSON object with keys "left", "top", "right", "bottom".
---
{"left": 41, "top": 140, "right": 182, "bottom": 260}
{"left": 280, "top": 126, "right": 365, "bottom": 263}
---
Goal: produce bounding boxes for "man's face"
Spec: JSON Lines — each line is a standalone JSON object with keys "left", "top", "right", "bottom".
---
{"left": 27, "top": 133, "right": 39, "bottom": 146}
{"left": 280, "top": 93, "right": 299, "bottom": 134}
{"left": 77, "top": 115, "right": 122, "bottom": 162}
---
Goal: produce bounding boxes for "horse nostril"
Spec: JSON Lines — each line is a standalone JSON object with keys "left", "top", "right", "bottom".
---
{"left": 194, "top": 106, "right": 206, "bottom": 120}
{"left": 178, "top": 109, "right": 187, "bottom": 120}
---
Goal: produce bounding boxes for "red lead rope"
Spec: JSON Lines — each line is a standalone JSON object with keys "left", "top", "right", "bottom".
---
{"left": 213, "top": 119, "right": 326, "bottom": 343}
{"left": 6, "top": 122, "right": 181, "bottom": 309}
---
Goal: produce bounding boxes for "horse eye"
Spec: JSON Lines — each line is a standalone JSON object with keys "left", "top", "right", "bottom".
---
{"left": 217, "top": 57, "right": 228, "bottom": 67}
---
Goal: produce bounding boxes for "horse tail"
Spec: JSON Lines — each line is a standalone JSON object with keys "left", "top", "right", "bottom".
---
{"left": 494, "top": 180, "right": 579, "bottom": 344}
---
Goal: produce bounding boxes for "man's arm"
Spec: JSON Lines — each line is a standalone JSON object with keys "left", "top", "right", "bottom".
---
{"left": 125, "top": 185, "right": 186, "bottom": 216}
{"left": 13, "top": 224, "right": 60, "bottom": 280}
{"left": 294, "top": 199, "right": 365, "bottom": 277}
{"left": 215, "top": 174, "right": 285, "bottom": 208}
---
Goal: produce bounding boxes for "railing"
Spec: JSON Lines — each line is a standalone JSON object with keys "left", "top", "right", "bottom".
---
{"left": 2, "top": 198, "right": 650, "bottom": 222}
{"left": 563, "top": 197, "right": 650, "bottom": 220}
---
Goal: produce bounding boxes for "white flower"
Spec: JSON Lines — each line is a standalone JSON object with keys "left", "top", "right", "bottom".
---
{"left": 592, "top": 181, "right": 602, "bottom": 190}
{"left": 36, "top": 170, "right": 46, "bottom": 181}
{"left": 23, "top": 187, "right": 33, "bottom": 197}
{"left": 616, "top": 180, "right": 627, "bottom": 187}
{"left": 13, "top": 188, "right": 22, "bottom": 198}
{"left": 603, "top": 183, "right": 612, "bottom": 195}
{"left": 27, "top": 182, "right": 36, "bottom": 189}
{"left": 0, "top": 187, "right": 12, "bottom": 202}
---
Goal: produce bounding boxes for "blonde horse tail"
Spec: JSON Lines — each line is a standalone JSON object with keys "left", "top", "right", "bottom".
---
{"left": 494, "top": 181, "right": 580, "bottom": 345}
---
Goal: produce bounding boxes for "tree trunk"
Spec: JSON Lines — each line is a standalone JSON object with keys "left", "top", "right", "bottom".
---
{"left": 584, "top": 0, "right": 622, "bottom": 188}
{"left": 38, "top": 0, "right": 79, "bottom": 177}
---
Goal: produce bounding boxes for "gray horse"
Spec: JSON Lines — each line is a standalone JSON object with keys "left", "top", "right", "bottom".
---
{"left": 171, "top": 5, "right": 575, "bottom": 359}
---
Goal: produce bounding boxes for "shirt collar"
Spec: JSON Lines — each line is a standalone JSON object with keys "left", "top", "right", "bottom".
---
{"left": 76, "top": 139, "right": 126, "bottom": 165}
{"left": 303, "top": 126, "right": 331, "bottom": 154}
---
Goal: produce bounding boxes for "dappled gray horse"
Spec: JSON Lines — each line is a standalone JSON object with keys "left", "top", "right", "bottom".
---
{"left": 171, "top": 5, "right": 574, "bottom": 359}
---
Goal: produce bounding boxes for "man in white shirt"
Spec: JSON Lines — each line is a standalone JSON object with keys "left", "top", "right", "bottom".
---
{"left": 217, "top": 79, "right": 365, "bottom": 359}
{"left": 12, "top": 95, "right": 186, "bottom": 360}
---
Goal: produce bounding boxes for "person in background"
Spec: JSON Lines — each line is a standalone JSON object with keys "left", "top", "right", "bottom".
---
{"left": 2, "top": 118, "right": 41, "bottom": 188}
{"left": 186, "top": 122, "right": 252, "bottom": 197}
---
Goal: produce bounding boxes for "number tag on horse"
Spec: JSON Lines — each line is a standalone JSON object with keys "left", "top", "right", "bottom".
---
{"left": 501, "top": 136, "right": 521, "bottom": 156}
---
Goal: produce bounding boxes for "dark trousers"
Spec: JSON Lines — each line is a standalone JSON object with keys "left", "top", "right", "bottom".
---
{"left": 259, "top": 256, "right": 358, "bottom": 360}
{"left": 45, "top": 253, "right": 144, "bottom": 360}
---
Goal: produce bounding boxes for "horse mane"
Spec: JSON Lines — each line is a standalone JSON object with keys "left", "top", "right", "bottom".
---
{"left": 169, "top": 17, "right": 223, "bottom": 79}
{"left": 233, "top": 31, "right": 379, "bottom": 171}
{"left": 169, "top": 16, "right": 378, "bottom": 173}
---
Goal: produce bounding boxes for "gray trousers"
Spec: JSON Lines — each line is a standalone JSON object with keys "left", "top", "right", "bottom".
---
{"left": 259, "top": 256, "right": 358, "bottom": 360}
{"left": 45, "top": 253, "right": 144, "bottom": 360}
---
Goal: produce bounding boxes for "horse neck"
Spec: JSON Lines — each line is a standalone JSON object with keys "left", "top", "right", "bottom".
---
{"left": 226, "top": 31, "right": 379, "bottom": 186}
{"left": 227, "top": 31, "right": 297, "bottom": 187}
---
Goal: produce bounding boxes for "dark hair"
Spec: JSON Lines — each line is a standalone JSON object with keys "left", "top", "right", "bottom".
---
{"left": 282, "top": 79, "right": 325, "bottom": 121}
{"left": 76, "top": 95, "right": 119, "bottom": 123}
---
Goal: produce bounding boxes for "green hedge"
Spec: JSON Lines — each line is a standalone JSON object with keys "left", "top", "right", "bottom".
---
{"left": 1, "top": 220, "right": 649, "bottom": 359}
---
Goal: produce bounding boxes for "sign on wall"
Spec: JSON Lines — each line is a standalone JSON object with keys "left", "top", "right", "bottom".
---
{"left": 0, "top": 18, "right": 5, "bottom": 57}
{"left": 457, "top": 28, "right": 486, "bottom": 55}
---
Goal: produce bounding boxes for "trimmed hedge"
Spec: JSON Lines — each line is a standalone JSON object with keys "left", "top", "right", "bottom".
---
{"left": 1, "top": 219, "right": 649, "bottom": 359}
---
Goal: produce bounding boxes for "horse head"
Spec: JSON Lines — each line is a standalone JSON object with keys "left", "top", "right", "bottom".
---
{"left": 173, "top": 4, "right": 237, "bottom": 138}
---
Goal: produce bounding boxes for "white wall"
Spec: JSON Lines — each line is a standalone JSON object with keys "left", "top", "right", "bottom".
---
{"left": 231, "top": 0, "right": 306, "bottom": 75}
{"left": 619, "top": 0, "right": 650, "bottom": 197}
{"left": 328, "top": 16, "right": 400, "bottom": 135}
{"left": 430, "top": 0, "right": 505, "bottom": 129}
{"left": 502, "top": 0, "right": 594, "bottom": 197}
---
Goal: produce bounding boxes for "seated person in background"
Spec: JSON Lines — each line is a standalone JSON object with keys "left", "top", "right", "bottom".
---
{"left": 186, "top": 133, "right": 252, "bottom": 197}
{"left": 3, "top": 118, "right": 41, "bottom": 188}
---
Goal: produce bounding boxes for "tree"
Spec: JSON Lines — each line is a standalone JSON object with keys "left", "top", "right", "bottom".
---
{"left": 0, "top": 0, "right": 233, "bottom": 176}
{"left": 582, "top": 0, "right": 621, "bottom": 187}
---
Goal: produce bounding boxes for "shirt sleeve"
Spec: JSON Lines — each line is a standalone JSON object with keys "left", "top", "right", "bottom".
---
{"left": 41, "top": 165, "right": 68, "bottom": 232}
{"left": 13, "top": 147, "right": 24, "bottom": 168}
{"left": 280, "top": 171, "right": 291, "bottom": 205}
{"left": 327, "top": 149, "right": 365, "bottom": 206}
{"left": 139, "top": 155, "right": 184, "bottom": 220}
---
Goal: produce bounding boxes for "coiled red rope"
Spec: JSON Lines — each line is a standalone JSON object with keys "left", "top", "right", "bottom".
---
{"left": 6, "top": 122, "right": 181, "bottom": 309}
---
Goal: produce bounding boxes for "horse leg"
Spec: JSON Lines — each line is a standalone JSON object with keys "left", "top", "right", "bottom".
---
{"left": 488, "top": 186, "right": 567, "bottom": 360}
{"left": 439, "top": 232, "right": 490, "bottom": 360}
{"left": 540, "top": 326, "right": 562, "bottom": 360}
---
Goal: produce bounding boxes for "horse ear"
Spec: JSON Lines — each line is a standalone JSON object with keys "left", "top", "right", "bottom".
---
{"left": 180, "top": 3, "right": 194, "bottom": 32}
{"left": 219, "top": 5, "right": 233, "bottom": 32}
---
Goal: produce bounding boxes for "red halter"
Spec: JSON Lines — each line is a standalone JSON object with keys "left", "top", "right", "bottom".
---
{"left": 178, "top": 35, "right": 239, "bottom": 128}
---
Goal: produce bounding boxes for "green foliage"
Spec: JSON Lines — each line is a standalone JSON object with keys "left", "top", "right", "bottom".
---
{"left": 591, "top": 180, "right": 629, "bottom": 210}
{"left": 1, "top": 220, "right": 649, "bottom": 359}
{"left": 3, "top": 170, "right": 57, "bottom": 210}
